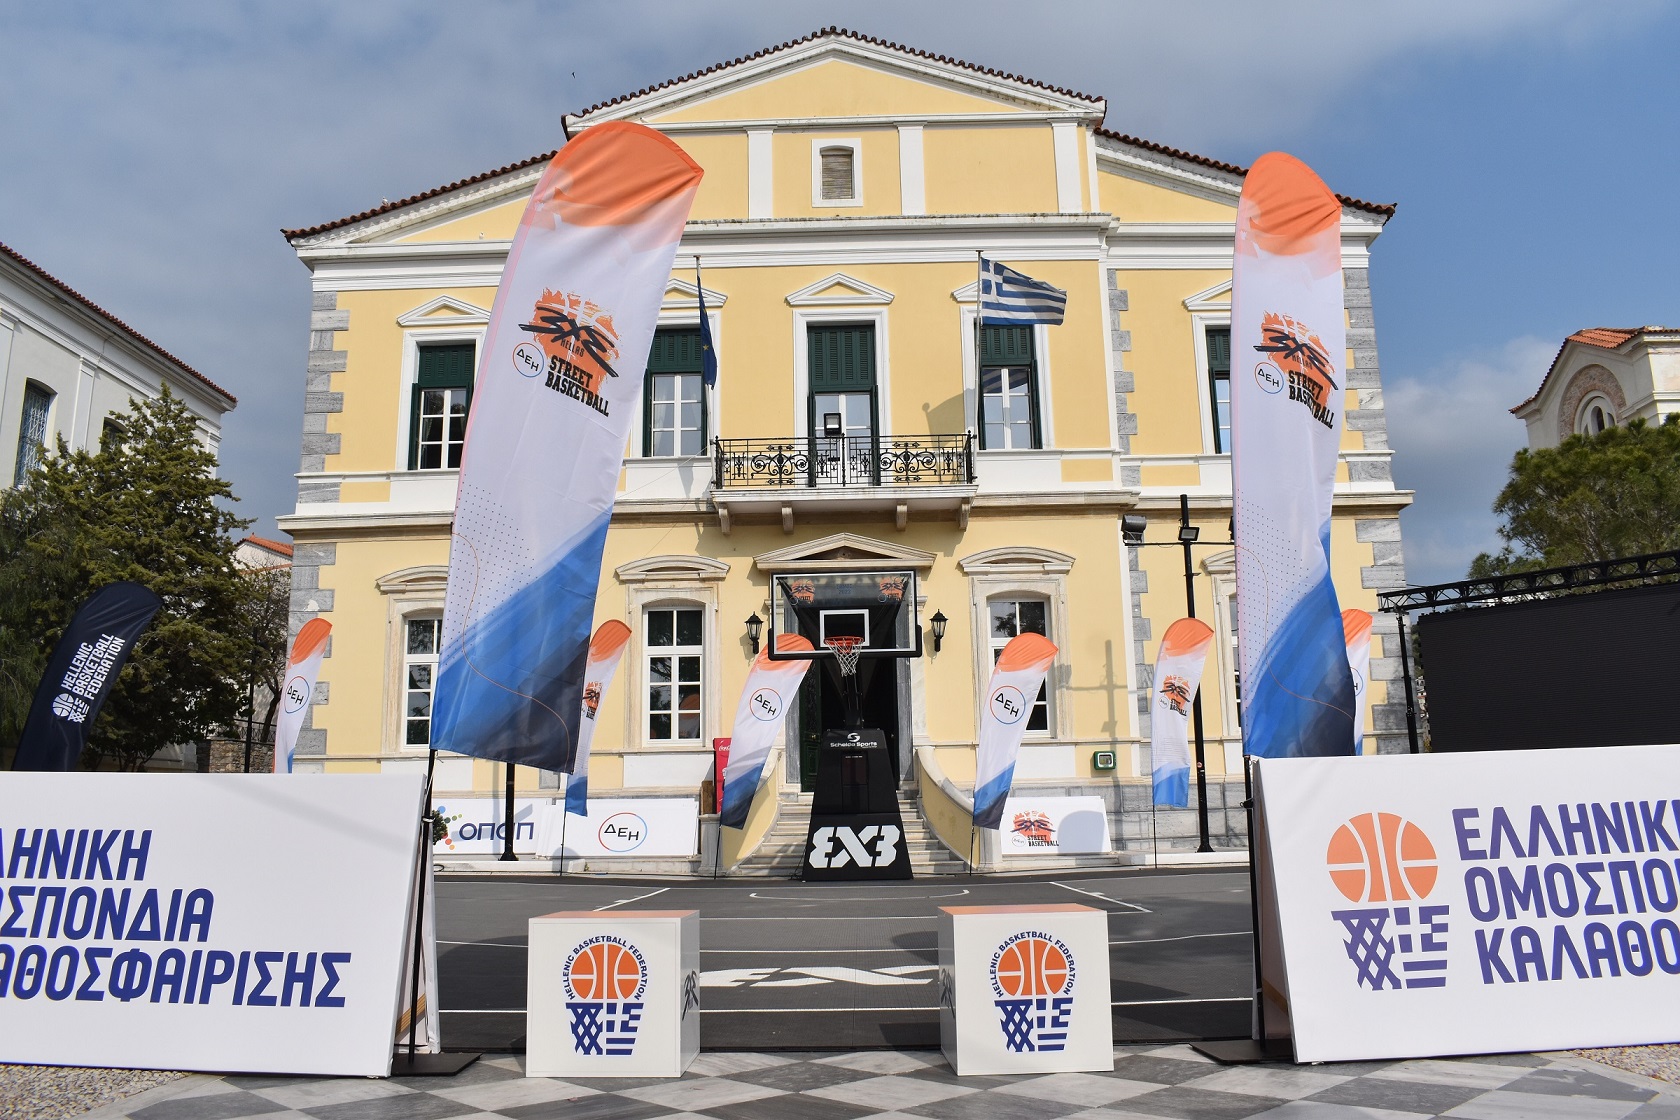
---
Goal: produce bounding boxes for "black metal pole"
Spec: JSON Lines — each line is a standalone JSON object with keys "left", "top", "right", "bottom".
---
{"left": 241, "top": 679, "right": 255, "bottom": 773}
{"left": 407, "top": 748, "right": 437, "bottom": 1062}
{"left": 1394, "top": 608, "right": 1421, "bottom": 754}
{"left": 1181, "top": 494, "right": 1213, "bottom": 853}
{"left": 500, "top": 762, "right": 518, "bottom": 861}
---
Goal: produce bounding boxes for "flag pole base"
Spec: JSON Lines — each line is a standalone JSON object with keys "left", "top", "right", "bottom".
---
{"left": 391, "top": 1051, "right": 481, "bottom": 1076}
{"left": 1192, "top": 1038, "right": 1293, "bottom": 1064}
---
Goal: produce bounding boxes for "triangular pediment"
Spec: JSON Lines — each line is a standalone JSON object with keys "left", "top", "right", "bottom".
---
{"left": 1183, "top": 280, "right": 1232, "bottom": 312}
{"left": 755, "top": 532, "right": 936, "bottom": 573}
{"left": 786, "top": 273, "right": 894, "bottom": 307}
{"left": 569, "top": 33, "right": 1104, "bottom": 130}
{"left": 663, "top": 277, "right": 728, "bottom": 313}
{"left": 396, "top": 295, "right": 492, "bottom": 327}
{"left": 615, "top": 554, "right": 731, "bottom": 584}
{"left": 957, "top": 546, "right": 1074, "bottom": 575}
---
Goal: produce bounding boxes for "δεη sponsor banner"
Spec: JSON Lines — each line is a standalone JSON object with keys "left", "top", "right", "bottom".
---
{"left": 0, "top": 773, "right": 424, "bottom": 1076}
{"left": 532, "top": 798, "right": 698, "bottom": 859}
{"left": 1255, "top": 743, "right": 1680, "bottom": 1062}
{"left": 1000, "top": 797, "right": 1111, "bottom": 856}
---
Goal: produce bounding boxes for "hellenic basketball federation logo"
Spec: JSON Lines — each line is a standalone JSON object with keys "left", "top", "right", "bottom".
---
{"left": 1327, "top": 813, "right": 1449, "bottom": 992}
{"left": 563, "top": 935, "right": 647, "bottom": 1055}
{"left": 990, "top": 931, "right": 1075, "bottom": 1052}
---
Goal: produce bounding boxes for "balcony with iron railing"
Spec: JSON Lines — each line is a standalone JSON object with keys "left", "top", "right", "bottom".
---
{"left": 709, "top": 433, "right": 977, "bottom": 532}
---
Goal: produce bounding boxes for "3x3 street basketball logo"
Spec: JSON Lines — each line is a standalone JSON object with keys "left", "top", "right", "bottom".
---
{"left": 512, "top": 290, "right": 621, "bottom": 418}
{"left": 1327, "top": 812, "right": 1450, "bottom": 992}
{"left": 1253, "top": 311, "right": 1338, "bottom": 431}
{"left": 563, "top": 935, "right": 647, "bottom": 1056}
{"left": 989, "top": 931, "right": 1076, "bottom": 1052}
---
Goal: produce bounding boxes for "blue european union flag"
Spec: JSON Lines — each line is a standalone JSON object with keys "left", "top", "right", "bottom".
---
{"left": 696, "top": 261, "right": 718, "bottom": 388}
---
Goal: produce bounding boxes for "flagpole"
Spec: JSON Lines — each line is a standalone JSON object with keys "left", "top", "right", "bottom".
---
{"left": 974, "top": 251, "right": 984, "bottom": 448}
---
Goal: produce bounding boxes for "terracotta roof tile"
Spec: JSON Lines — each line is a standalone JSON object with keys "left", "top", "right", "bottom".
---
{"left": 243, "top": 534, "right": 295, "bottom": 558}
{"left": 0, "top": 241, "right": 236, "bottom": 406}
{"left": 281, "top": 150, "right": 556, "bottom": 241}
{"left": 1094, "top": 128, "right": 1396, "bottom": 219}
{"left": 1512, "top": 326, "right": 1680, "bottom": 413}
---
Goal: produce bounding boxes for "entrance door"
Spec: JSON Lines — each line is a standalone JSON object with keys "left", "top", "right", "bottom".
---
{"left": 799, "top": 658, "right": 900, "bottom": 789}
{"left": 807, "top": 324, "right": 878, "bottom": 485}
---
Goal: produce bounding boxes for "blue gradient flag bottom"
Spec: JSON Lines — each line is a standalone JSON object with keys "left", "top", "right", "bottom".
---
{"left": 433, "top": 124, "right": 702, "bottom": 771}
{"left": 1230, "top": 153, "right": 1356, "bottom": 758}
{"left": 1149, "top": 618, "right": 1214, "bottom": 807}
{"left": 565, "top": 620, "right": 630, "bottom": 817}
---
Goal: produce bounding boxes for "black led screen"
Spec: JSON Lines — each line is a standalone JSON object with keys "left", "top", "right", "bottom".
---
{"left": 1417, "top": 581, "right": 1680, "bottom": 752}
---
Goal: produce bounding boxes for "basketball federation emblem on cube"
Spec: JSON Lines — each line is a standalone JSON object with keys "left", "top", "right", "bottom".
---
{"left": 1326, "top": 812, "right": 1450, "bottom": 991}
{"left": 563, "top": 935, "right": 648, "bottom": 1055}
{"left": 989, "top": 931, "right": 1076, "bottom": 1052}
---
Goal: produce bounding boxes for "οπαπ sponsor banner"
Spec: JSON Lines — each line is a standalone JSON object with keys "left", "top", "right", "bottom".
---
{"left": 532, "top": 799, "right": 698, "bottom": 859}
{"left": 431, "top": 797, "right": 549, "bottom": 855}
{"left": 1255, "top": 744, "right": 1680, "bottom": 1062}
{"left": 0, "top": 773, "right": 424, "bottom": 1076}
{"left": 1000, "top": 797, "right": 1111, "bottom": 856}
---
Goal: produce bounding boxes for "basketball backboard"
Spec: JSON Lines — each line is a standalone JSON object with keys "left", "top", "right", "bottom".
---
{"left": 768, "top": 570, "right": 921, "bottom": 660}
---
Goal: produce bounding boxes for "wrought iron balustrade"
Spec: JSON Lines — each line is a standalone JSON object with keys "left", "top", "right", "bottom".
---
{"left": 712, "top": 433, "right": 975, "bottom": 489}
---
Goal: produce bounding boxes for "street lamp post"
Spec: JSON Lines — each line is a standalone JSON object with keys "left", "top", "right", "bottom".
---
{"left": 1122, "top": 492, "right": 1222, "bottom": 854}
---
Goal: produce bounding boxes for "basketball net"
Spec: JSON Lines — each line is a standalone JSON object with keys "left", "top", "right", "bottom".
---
{"left": 825, "top": 635, "right": 864, "bottom": 678}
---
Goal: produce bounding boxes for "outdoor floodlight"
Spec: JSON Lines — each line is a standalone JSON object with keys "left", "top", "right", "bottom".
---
{"left": 1178, "top": 524, "right": 1200, "bottom": 544}
{"left": 1121, "top": 514, "right": 1147, "bottom": 545}
{"left": 929, "top": 610, "right": 948, "bottom": 653}
{"left": 745, "top": 612, "right": 763, "bottom": 655}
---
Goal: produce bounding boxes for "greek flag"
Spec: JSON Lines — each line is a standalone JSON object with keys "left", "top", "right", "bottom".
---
{"left": 977, "top": 257, "right": 1066, "bottom": 326}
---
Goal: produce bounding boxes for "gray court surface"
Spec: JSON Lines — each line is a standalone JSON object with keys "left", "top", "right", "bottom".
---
{"left": 434, "top": 868, "right": 1254, "bottom": 1052}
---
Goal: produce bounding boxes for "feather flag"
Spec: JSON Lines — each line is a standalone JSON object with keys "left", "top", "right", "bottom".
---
{"left": 1343, "top": 608, "right": 1373, "bottom": 754}
{"left": 973, "top": 632, "right": 1058, "bottom": 830}
{"left": 1149, "top": 618, "right": 1215, "bottom": 807}
{"left": 719, "top": 635, "right": 813, "bottom": 829}
{"left": 564, "top": 620, "right": 631, "bottom": 815}
{"left": 1230, "top": 152, "right": 1356, "bottom": 758}
{"left": 431, "top": 123, "right": 702, "bottom": 771}
{"left": 275, "top": 617, "right": 332, "bottom": 773}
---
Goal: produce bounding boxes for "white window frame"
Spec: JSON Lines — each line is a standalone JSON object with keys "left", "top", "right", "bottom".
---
{"left": 1191, "top": 313, "right": 1232, "bottom": 455}
{"left": 958, "top": 547, "right": 1075, "bottom": 742}
{"left": 986, "top": 596, "right": 1054, "bottom": 734}
{"left": 954, "top": 298, "right": 1055, "bottom": 449}
{"left": 394, "top": 327, "right": 485, "bottom": 473}
{"left": 632, "top": 303, "right": 723, "bottom": 458}
{"left": 791, "top": 307, "right": 892, "bottom": 438}
{"left": 376, "top": 565, "right": 450, "bottom": 755}
{"left": 1203, "top": 549, "right": 1241, "bottom": 739}
{"left": 15, "top": 379, "right": 57, "bottom": 481}
{"left": 811, "top": 138, "right": 863, "bottom": 207}
{"left": 614, "top": 554, "right": 729, "bottom": 751}
{"left": 641, "top": 604, "right": 706, "bottom": 746}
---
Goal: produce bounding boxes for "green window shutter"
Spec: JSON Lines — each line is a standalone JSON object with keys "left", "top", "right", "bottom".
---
{"left": 980, "top": 326, "right": 1034, "bottom": 367}
{"left": 416, "top": 343, "right": 476, "bottom": 388}
{"left": 807, "top": 325, "right": 876, "bottom": 391}
{"left": 1206, "top": 327, "right": 1231, "bottom": 374}
{"left": 647, "top": 328, "right": 703, "bottom": 373}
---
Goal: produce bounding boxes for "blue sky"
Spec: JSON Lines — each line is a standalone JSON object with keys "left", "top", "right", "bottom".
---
{"left": 2, "top": 1, "right": 1676, "bottom": 583}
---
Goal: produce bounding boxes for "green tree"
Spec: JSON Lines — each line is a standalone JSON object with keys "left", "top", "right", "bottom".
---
{"left": 1469, "top": 415, "right": 1680, "bottom": 577}
{"left": 0, "top": 388, "right": 271, "bottom": 770}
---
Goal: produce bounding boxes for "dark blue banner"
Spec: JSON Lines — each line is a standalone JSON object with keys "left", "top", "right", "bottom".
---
{"left": 13, "top": 581, "right": 162, "bottom": 771}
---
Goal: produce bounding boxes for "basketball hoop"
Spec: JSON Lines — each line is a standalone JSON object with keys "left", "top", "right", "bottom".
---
{"left": 825, "top": 635, "right": 865, "bottom": 678}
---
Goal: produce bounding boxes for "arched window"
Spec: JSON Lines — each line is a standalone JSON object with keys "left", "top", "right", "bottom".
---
{"left": 1577, "top": 394, "right": 1616, "bottom": 436}
{"left": 811, "top": 139, "right": 862, "bottom": 206}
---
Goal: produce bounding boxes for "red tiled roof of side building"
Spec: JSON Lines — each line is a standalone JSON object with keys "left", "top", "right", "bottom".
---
{"left": 1511, "top": 326, "right": 1680, "bottom": 413}
{"left": 243, "top": 534, "right": 295, "bottom": 558}
{"left": 0, "top": 241, "right": 237, "bottom": 407}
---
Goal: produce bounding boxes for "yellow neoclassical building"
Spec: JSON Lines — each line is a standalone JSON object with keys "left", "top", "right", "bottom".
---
{"left": 278, "top": 29, "right": 1409, "bottom": 866}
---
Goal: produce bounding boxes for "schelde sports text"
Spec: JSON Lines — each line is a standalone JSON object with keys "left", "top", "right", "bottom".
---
{"left": 1, "top": 827, "right": 352, "bottom": 1007}
{"left": 1451, "top": 802, "right": 1680, "bottom": 984}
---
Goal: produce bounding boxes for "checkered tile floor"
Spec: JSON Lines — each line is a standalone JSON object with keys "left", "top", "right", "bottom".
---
{"left": 88, "top": 1046, "right": 1680, "bottom": 1120}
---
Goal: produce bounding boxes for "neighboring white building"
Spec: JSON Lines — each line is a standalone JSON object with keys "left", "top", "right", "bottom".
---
{"left": 1, "top": 240, "right": 236, "bottom": 487}
{"left": 1512, "top": 326, "right": 1680, "bottom": 447}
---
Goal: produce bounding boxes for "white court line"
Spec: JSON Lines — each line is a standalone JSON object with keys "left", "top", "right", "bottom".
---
{"left": 440, "top": 996, "right": 1248, "bottom": 1014}
{"left": 1113, "top": 997, "right": 1250, "bottom": 1006}
{"left": 749, "top": 889, "right": 971, "bottom": 901}
{"left": 702, "top": 947, "right": 928, "bottom": 954}
{"left": 438, "top": 940, "right": 524, "bottom": 948}
{"left": 1052, "top": 880, "right": 1151, "bottom": 913}
{"left": 700, "top": 916, "right": 929, "bottom": 921}
{"left": 1110, "top": 932, "right": 1246, "bottom": 946}
{"left": 595, "top": 886, "right": 670, "bottom": 911}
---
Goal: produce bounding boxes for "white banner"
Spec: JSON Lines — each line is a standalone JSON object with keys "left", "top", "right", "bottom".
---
{"left": 434, "top": 123, "right": 702, "bottom": 773}
{"left": 1231, "top": 152, "right": 1355, "bottom": 758}
{"left": 273, "top": 618, "right": 330, "bottom": 774}
{"left": 974, "top": 633, "right": 1058, "bottom": 830}
{"left": 1254, "top": 744, "right": 1680, "bottom": 1062}
{"left": 566, "top": 620, "right": 632, "bottom": 815}
{"left": 1344, "top": 609, "right": 1373, "bottom": 753}
{"left": 534, "top": 798, "right": 699, "bottom": 859}
{"left": 1149, "top": 618, "right": 1214, "bottom": 807}
{"left": 1000, "top": 796, "right": 1111, "bottom": 856}
{"left": 719, "top": 635, "right": 812, "bottom": 829}
{"left": 0, "top": 773, "right": 424, "bottom": 1076}
{"left": 431, "top": 796, "right": 550, "bottom": 855}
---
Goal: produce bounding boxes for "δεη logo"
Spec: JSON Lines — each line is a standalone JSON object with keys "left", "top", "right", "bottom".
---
{"left": 563, "top": 935, "right": 647, "bottom": 1056}
{"left": 597, "top": 812, "right": 647, "bottom": 853}
{"left": 281, "top": 674, "right": 311, "bottom": 715}
{"left": 748, "top": 686, "right": 783, "bottom": 721}
{"left": 1327, "top": 812, "right": 1449, "bottom": 991}
{"left": 990, "top": 931, "right": 1075, "bottom": 1052}
{"left": 990, "top": 685, "right": 1027, "bottom": 725}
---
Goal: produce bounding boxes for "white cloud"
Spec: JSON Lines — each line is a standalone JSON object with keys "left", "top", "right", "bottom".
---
{"left": 1385, "top": 336, "right": 1554, "bottom": 584}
